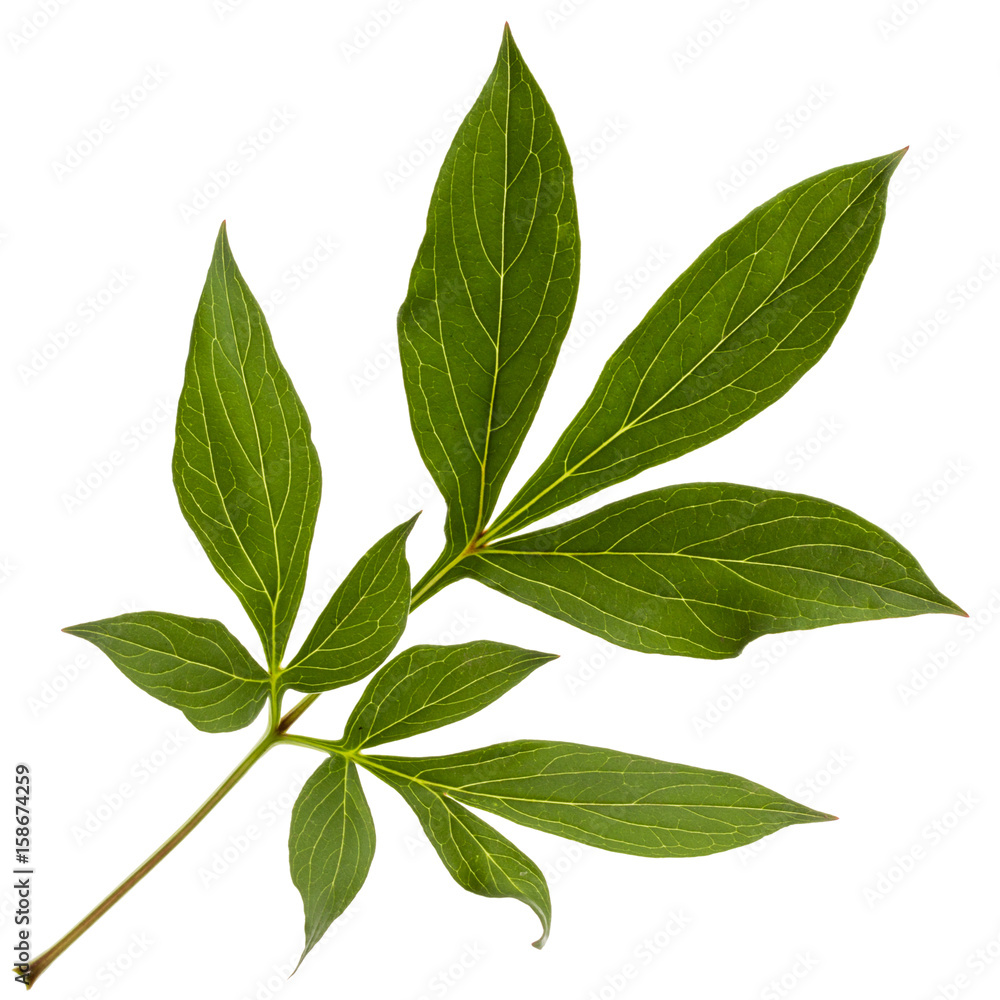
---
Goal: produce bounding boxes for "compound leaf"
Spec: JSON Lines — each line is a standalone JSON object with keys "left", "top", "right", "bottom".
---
{"left": 490, "top": 150, "right": 906, "bottom": 537}
{"left": 63, "top": 611, "right": 268, "bottom": 733}
{"left": 173, "top": 222, "right": 321, "bottom": 668}
{"left": 463, "top": 483, "right": 963, "bottom": 658}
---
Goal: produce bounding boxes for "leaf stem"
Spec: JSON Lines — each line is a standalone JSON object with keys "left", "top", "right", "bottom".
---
{"left": 409, "top": 540, "right": 487, "bottom": 610}
{"left": 25, "top": 729, "right": 279, "bottom": 989}
{"left": 276, "top": 733, "right": 341, "bottom": 754}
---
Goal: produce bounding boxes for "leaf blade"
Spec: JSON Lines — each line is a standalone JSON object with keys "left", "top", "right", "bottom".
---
{"left": 365, "top": 741, "right": 833, "bottom": 858}
{"left": 288, "top": 756, "right": 375, "bottom": 966}
{"left": 63, "top": 611, "right": 269, "bottom": 733}
{"left": 465, "top": 483, "right": 963, "bottom": 658}
{"left": 490, "top": 150, "right": 906, "bottom": 537}
{"left": 375, "top": 773, "right": 551, "bottom": 947}
{"left": 173, "top": 222, "right": 321, "bottom": 667}
{"left": 279, "top": 517, "right": 416, "bottom": 694}
{"left": 398, "top": 25, "right": 579, "bottom": 570}
{"left": 341, "top": 640, "right": 556, "bottom": 750}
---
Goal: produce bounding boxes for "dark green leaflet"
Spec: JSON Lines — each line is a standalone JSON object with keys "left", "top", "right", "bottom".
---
{"left": 173, "top": 222, "right": 321, "bottom": 668}
{"left": 375, "top": 771, "right": 551, "bottom": 947}
{"left": 488, "top": 150, "right": 906, "bottom": 538}
{"left": 462, "top": 483, "right": 963, "bottom": 657}
{"left": 63, "top": 612, "right": 268, "bottom": 733}
{"left": 398, "top": 25, "right": 580, "bottom": 591}
{"left": 288, "top": 756, "right": 375, "bottom": 966}
{"left": 340, "top": 640, "right": 556, "bottom": 750}
{"left": 363, "top": 741, "right": 833, "bottom": 858}
{"left": 279, "top": 517, "right": 416, "bottom": 694}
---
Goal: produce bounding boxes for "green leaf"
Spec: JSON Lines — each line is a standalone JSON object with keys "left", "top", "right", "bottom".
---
{"left": 398, "top": 25, "right": 580, "bottom": 582}
{"left": 489, "top": 150, "right": 906, "bottom": 538}
{"left": 461, "top": 483, "right": 963, "bottom": 658}
{"left": 173, "top": 222, "right": 321, "bottom": 668}
{"left": 63, "top": 612, "right": 268, "bottom": 733}
{"left": 279, "top": 517, "right": 416, "bottom": 694}
{"left": 340, "top": 640, "right": 556, "bottom": 750}
{"left": 374, "top": 771, "right": 550, "bottom": 947}
{"left": 363, "top": 741, "right": 833, "bottom": 858}
{"left": 288, "top": 755, "right": 375, "bottom": 967}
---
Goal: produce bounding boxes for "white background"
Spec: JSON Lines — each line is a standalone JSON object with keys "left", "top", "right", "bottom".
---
{"left": 4, "top": 1, "right": 999, "bottom": 998}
